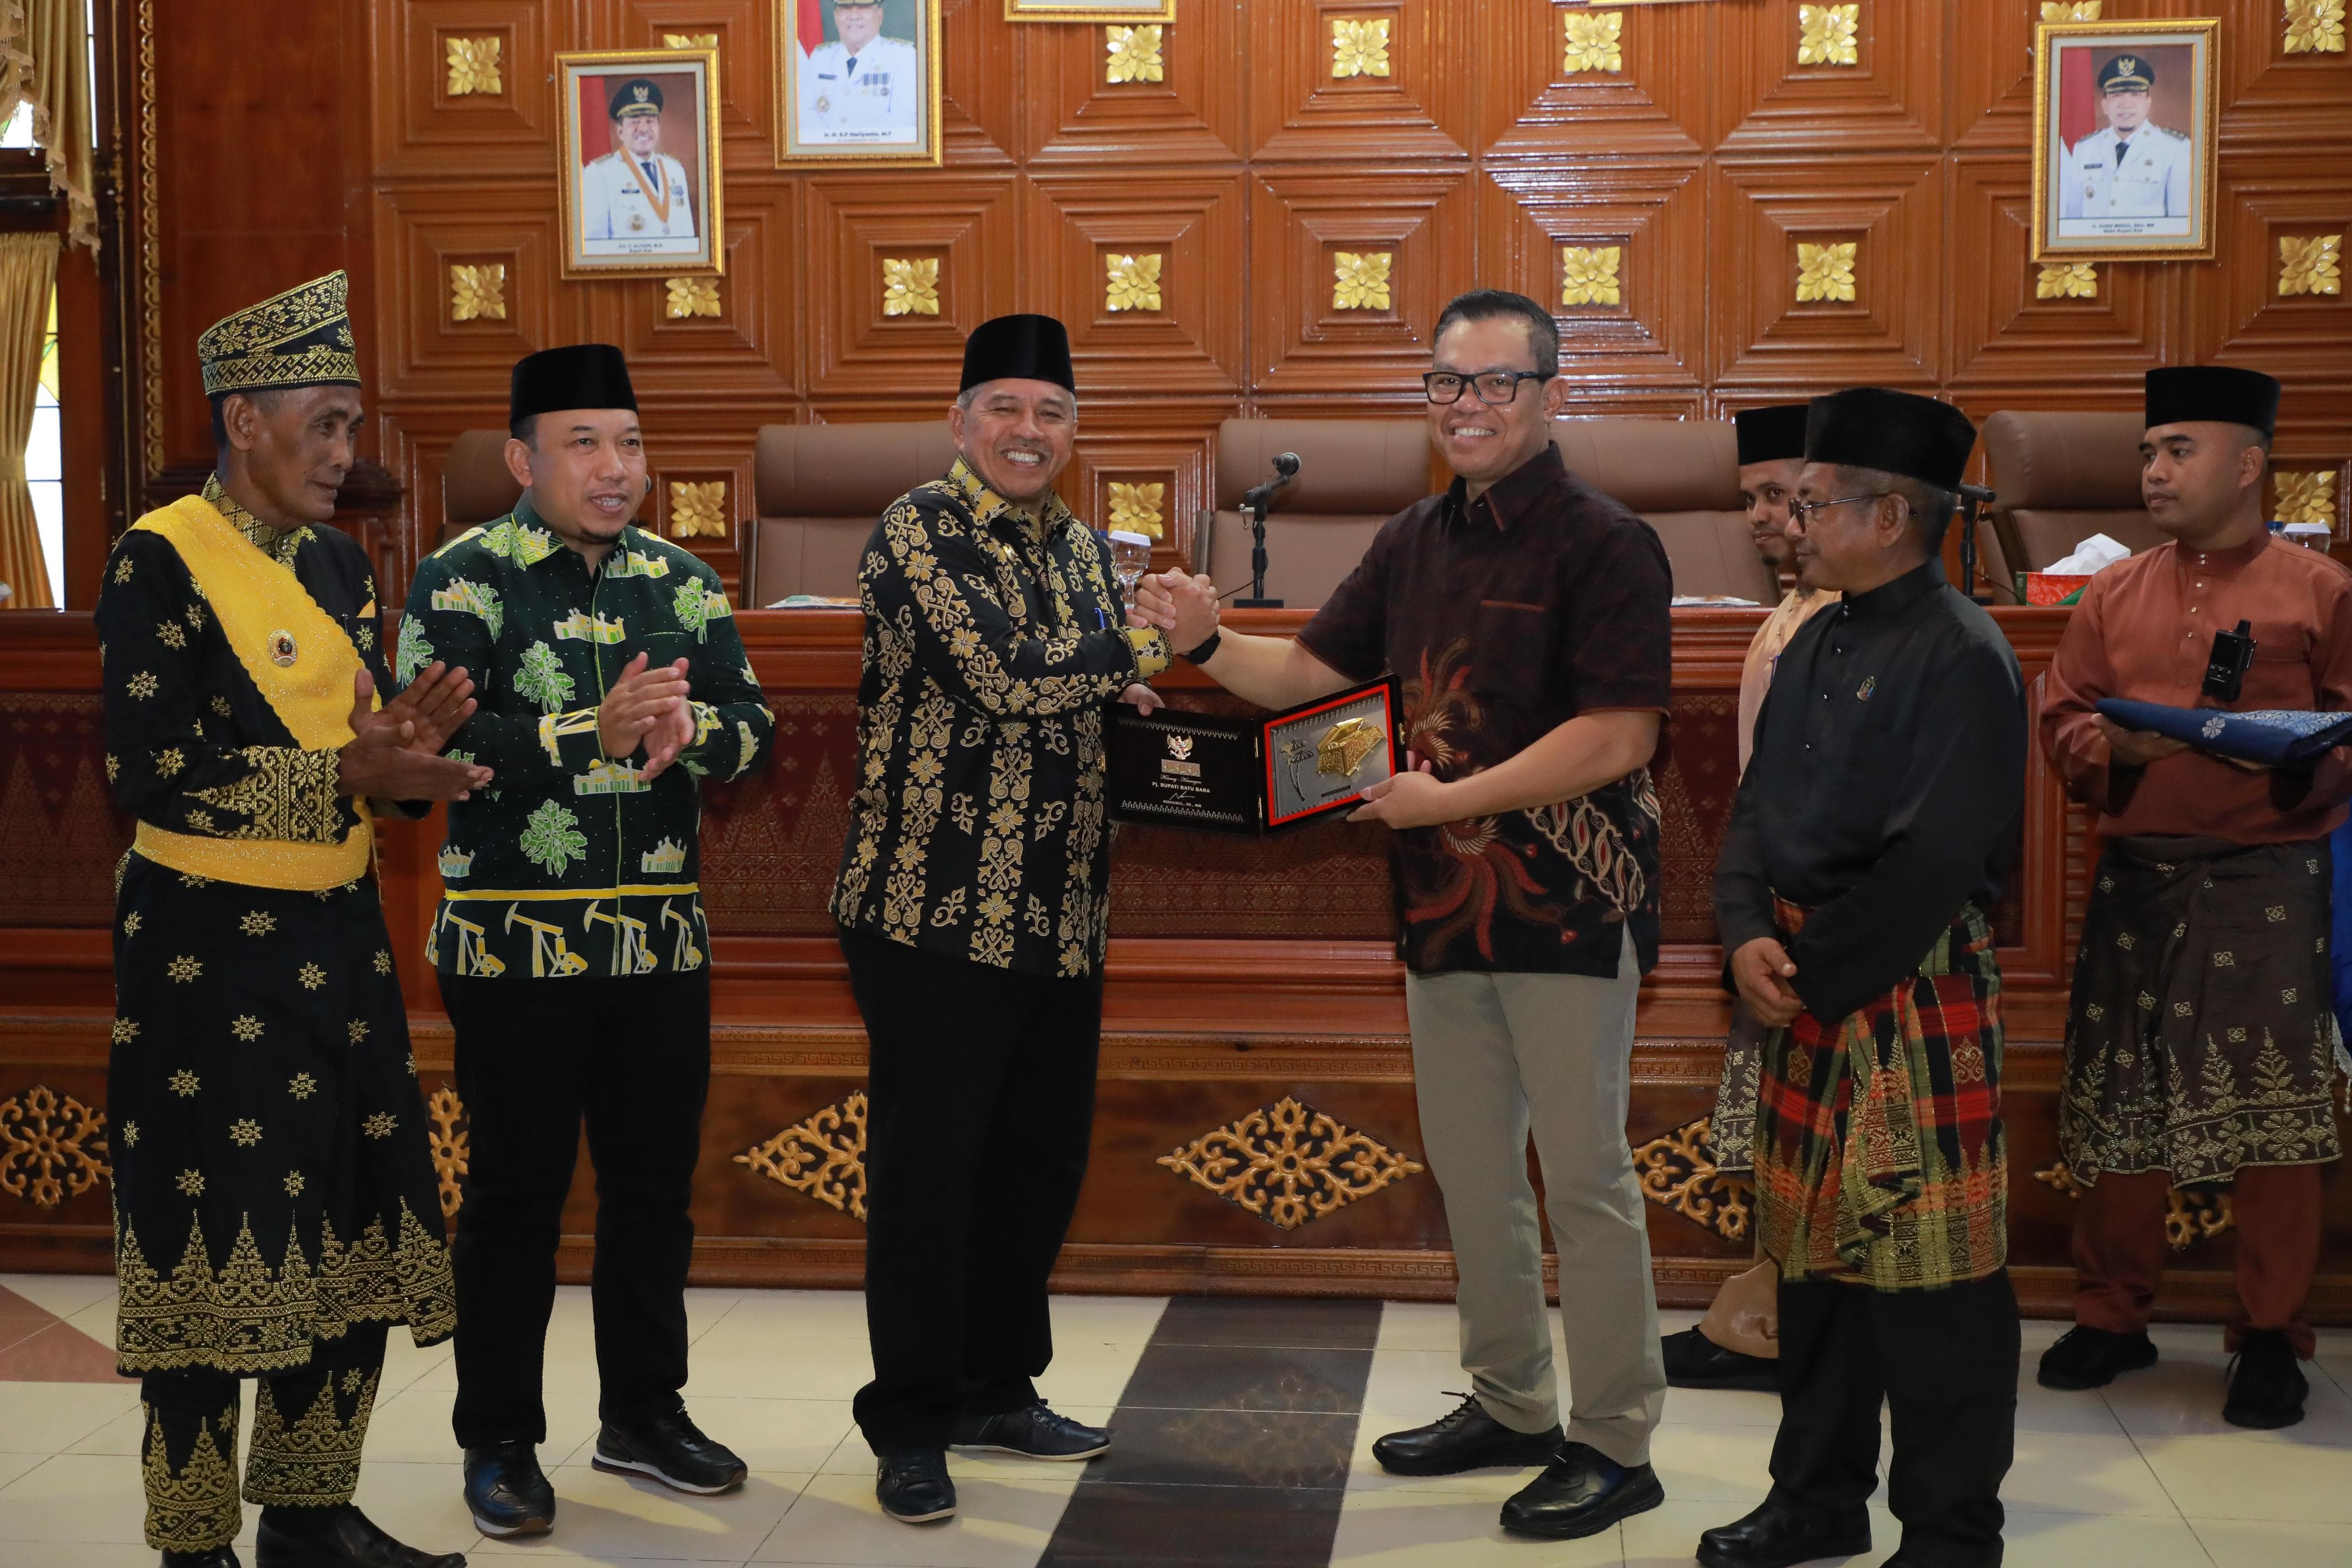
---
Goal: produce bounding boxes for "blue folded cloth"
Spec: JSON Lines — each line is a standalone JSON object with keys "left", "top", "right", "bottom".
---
{"left": 2095, "top": 698, "right": 2352, "bottom": 767}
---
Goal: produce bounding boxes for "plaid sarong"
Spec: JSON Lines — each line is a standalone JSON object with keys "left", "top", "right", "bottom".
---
{"left": 1754, "top": 898, "right": 2008, "bottom": 1291}
{"left": 2059, "top": 834, "right": 2344, "bottom": 1187}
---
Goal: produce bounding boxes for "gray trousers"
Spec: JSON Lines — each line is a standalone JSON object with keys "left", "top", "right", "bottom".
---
{"left": 1404, "top": 930, "right": 1666, "bottom": 1467}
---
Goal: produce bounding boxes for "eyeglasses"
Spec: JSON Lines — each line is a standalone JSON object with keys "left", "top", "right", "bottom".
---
{"left": 1785, "top": 492, "right": 1887, "bottom": 529}
{"left": 1423, "top": 370, "right": 1547, "bottom": 406}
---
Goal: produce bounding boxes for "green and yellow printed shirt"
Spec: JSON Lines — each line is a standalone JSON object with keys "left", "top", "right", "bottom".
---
{"left": 401, "top": 500, "right": 773, "bottom": 978}
{"left": 829, "top": 459, "right": 1170, "bottom": 979}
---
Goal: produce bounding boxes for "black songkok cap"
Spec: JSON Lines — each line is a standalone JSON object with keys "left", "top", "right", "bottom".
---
{"left": 1804, "top": 387, "right": 1977, "bottom": 492}
{"left": 510, "top": 344, "right": 639, "bottom": 425}
{"left": 2145, "top": 365, "right": 2280, "bottom": 439}
{"left": 610, "top": 77, "right": 664, "bottom": 120}
{"left": 1735, "top": 404, "right": 1810, "bottom": 467}
{"left": 960, "top": 314, "right": 1076, "bottom": 395}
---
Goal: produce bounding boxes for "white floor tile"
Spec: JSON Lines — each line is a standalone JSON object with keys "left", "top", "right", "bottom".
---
{"left": 0, "top": 1380, "right": 141, "bottom": 1454}
{"left": 1370, "top": 1302, "right": 1460, "bottom": 1355}
{"left": 347, "top": 1457, "right": 491, "bottom": 1558}
{"left": 466, "top": 1465, "right": 807, "bottom": 1562}
{"left": 2189, "top": 1513, "right": 2352, "bottom": 1567}
{"left": 2139, "top": 1432, "right": 2352, "bottom": 1521}
{"left": 681, "top": 1323, "right": 876, "bottom": 1404}
{"left": 0, "top": 1452, "right": 155, "bottom": 1543}
{"left": 688, "top": 1289, "right": 871, "bottom": 1344}
{"left": 1330, "top": 1486, "right": 1623, "bottom": 1565}
{"left": 754, "top": 1471, "right": 1079, "bottom": 1566}
{"left": 1361, "top": 1349, "right": 1492, "bottom": 1421}
{"left": 1641, "top": 1424, "right": 1777, "bottom": 1509}
{"left": 1657, "top": 1383, "right": 1783, "bottom": 1430}
{"left": 0, "top": 1274, "right": 116, "bottom": 1320}
{"left": 1997, "top": 1431, "right": 2177, "bottom": 1517}
{"left": 2012, "top": 1372, "right": 2128, "bottom": 1437}
{"left": 1998, "top": 1509, "right": 2214, "bottom": 1568}
{"left": 63, "top": 1405, "right": 146, "bottom": 1457}
{"left": 2100, "top": 1346, "right": 2352, "bottom": 1444}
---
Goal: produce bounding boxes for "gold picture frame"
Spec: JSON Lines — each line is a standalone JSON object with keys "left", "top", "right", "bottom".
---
{"left": 776, "top": 0, "right": 944, "bottom": 168}
{"left": 2030, "top": 18, "right": 2220, "bottom": 263}
{"left": 556, "top": 49, "right": 724, "bottom": 280}
{"left": 1004, "top": 0, "right": 1175, "bottom": 18}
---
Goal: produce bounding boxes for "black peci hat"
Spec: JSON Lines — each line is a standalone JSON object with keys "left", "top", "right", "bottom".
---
{"left": 1804, "top": 387, "right": 1977, "bottom": 491}
{"left": 960, "top": 314, "right": 1076, "bottom": 396}
{"left": 510, "top": 344, "right": 639, "bottom": 426}
{"left": 1735, "top": 404, "right": 1811, "bottom": 467}
{"left": 2145, "top": 365, "right": 2280, "bottom": 439}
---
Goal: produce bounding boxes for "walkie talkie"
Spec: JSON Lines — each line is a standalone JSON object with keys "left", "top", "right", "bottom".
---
{"left": 2203, "top": 618, "right": 2256, "bottom": 703}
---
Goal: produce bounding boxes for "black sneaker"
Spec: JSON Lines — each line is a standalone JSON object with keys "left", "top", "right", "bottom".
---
{"left": 592, "top": 1409, "right": 748, "bottom": 1495}
{"left": 2037, "top": 1324, "right": 2158, "bottom": 1390}
{"left": 2223, "top": 1328, "right": 2308, "bottom": 1430}
{"left": 949, "top": 1401, "right": 1110, "bottom": 1460}
{"left": 1499, "top": 1441, "right": 1666, "bottom": 1540}
{"left": 462, "top": 1440, "right": 554, "bottom": 1536}
{"left": 876, "top": 1447, "right": 957, "bottom": 1523}
{"left": 253, "top": 1504, "right": 466, "bottom": 1567}
{"left": 1370, "top": 1393, "right": 1563, "bottom": 1476}
{"left": 1662, "top": 1327, "right": 1779, "bottom": 1392}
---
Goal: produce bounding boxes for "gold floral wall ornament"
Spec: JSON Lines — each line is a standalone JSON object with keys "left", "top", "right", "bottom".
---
{"left": 668, "top": 480, "right": 729, "bottom": 539}
{"left": 663, "top": 32, "right": 719, "bottom": 50}
{"left": 2035, "top": 261, "right": 2099, "bottom": 299}
{"left": 1560, "top": 245, "right": 1623, "bottom": 306}
{"left": 1156, "top": 1096, "right": 1423, "bottom": 1231}
{"left": 665, "top": 276, "right": 721, "bottom": 319}
{"left": 2033, "top": 1159, "right": 2233, "bottom": 1249}
{"left": 1632, "top": 1117, "right": 1752, "bottom": 1242}
{"left": 736, "top": 1090, "right": 867, "bottom": 1221}
{"left": 1562, "top": 10, "right": 1624, "bottom": 74}
{"left": 1107, "top": 481, "right": 1165, "bottom": 538}
{"left": 0, "top": 1084, "right": 109, "bottom": 1209}
{"left": 881, "top": 256, "right": 940, "bottom": 317}
{"left": 445, "top": 36, "right": 503, "bottom": 96}
{"left": 2278, "top": 233, "right": 2344, "bottom": 296}
{"left": 2041, "top": 1, "right": 2102, "bottom": 20}
{"left": 1104, "top": 252, "right": 1164, "bottom": 312}
{"left": 1795, "top": 240, "right": 1859, "bottom": 302}
{"left": 1796, "top": 3, "right": 1861, "bottom": 66}
{"left": 1105, "top": 23, "right": 1165, "bottom": 84}
{"left": 1332, "top": 249, "right": 1393, "bottom": 310}
{"left": 447, "top": 263, "right": 507, "bottom": 322}
{"left": 2284, "top": 0, "right": 2347, "bottom": 54}
{"left": 425, "top": 1087, "right": 467, "bottom": 1219}
{"left": 1329, "top": 18, "right": 1391, "bottom": 79}
{"left": 2276, "top": 470, "right": 2341, "bottom": 527}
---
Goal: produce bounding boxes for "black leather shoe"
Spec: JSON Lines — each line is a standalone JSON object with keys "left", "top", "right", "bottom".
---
{"left": 162, "top": 1551, "right": 243, "bottom": 1567}
{"left": 2224, "top": 1328, "right": 2308, "bottom": 1430}
{"left": 875, "top": 1448, "right": 957, "bottom": 1523}
{"left": 949, "top": 1401, "right": 1110, "bottom": 1460}
{"left": 252, "top": 1505, "right": 466, "bottom": 1568}
{"left": 1695, "top": 1499, "right": 1872, "bottom": 1568}
{"left": 1499, "top": 1441, "right": 1665, "bottom": 1540}
{"left": 1663, "top": 1326, "right": 1780, "bottom": 1392}
{"left": 462, "top": 1440, "right": 554, "bottom": 1536}
{"left": 2037, "top": 1324, "right": 2158, "bottom": 1390}
{"left": 1370, "top": 1393, "right": 1563, "bottom": 1476}
{"left": 593, "top": 1409, "right": 747, "bottom": 1495}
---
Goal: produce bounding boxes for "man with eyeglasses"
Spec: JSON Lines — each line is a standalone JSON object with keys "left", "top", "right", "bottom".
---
{"left": 1702, "top": 388, "right": 2024, "bottom": 1568}
{"left": 1135, "top": 288, "right": 1674, "bottom": 1541}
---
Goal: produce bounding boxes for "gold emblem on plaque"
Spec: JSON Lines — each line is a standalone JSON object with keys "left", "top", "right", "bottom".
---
{"left": 1316, "top": 717, "right": 1378, "bottom": 778}
{"left": 1166, "top": 735, "right": 1193, "bottom": 761}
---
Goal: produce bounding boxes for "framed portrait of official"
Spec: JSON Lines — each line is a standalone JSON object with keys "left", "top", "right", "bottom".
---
{"left": 2030, "top": 19, "right": 2219, "bottom": 263}
{"left": 1002, "top": 0, "right": 1175, "bottom": 20}
{"left": 776, "top": 0, "right": 943, "bottom": 168}
{"left": 556, "top": 49, "right": 724, "bottom": 279}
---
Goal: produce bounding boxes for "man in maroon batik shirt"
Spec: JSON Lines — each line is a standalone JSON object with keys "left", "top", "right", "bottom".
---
{"left": 1135, "top": 289, "right": 1673, "bottom": 1543}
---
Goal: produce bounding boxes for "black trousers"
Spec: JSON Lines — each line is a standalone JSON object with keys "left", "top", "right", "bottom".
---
{"left": 139, "top": 1323, "right": 387, "bottom": 1553}
{"left": 440, "top": 970, "right": 712, "bottom": 1447}
{"left": 1769, "top": 1271, "right": 2020, "bottom": 1568}
{"left": 842, "top": 928, "right": 1102, "bottom": 1451}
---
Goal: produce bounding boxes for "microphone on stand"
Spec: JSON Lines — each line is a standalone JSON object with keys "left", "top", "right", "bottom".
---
{"left": 1956, "top": 482, "right": 1996, "bottom": 605}
{"left": 1235, "top": 452, "right": 1299, "bottom": 609}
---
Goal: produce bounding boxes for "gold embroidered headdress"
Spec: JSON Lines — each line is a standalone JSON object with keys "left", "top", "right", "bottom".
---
{"left": 196, "top": 270, "right": 362, "bottom": 396}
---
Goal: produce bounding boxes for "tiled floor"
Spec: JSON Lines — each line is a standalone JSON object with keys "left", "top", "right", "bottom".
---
{"left": 1, "top": 1274, "right": 2346, "bottom": 1566}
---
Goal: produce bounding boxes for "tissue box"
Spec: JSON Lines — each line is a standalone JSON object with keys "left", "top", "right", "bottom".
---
{"left": 2025, "top": 572, "right": 2094, "bottom": 606}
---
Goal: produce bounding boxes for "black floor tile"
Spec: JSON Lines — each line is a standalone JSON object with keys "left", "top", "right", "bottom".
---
{"left": 1037, "top": 1482, "right": 1346, "bottom": 1567}
{"left": 1090, "top": 1405, "right": 1361, "bottom": 1489}
{"left": 1147, "top": 1294, "right": 1385, "bottom": 1351}
{"left": 1115, "top": 1343, "right": 1373, "bottom": 1413}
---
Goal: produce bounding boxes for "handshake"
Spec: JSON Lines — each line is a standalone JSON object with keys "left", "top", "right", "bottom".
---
{"left": 1126, "top": 569, "right": 1222, "bottom": 653}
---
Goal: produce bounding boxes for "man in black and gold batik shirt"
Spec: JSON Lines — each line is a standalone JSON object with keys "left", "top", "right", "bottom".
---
{"left": 402, "top": 344, "right": 771, "bottom": 1539}
{"left": 100, "top": 271, "right": 483, "bottom": 1568}
{"left": 831, "top": 315, "right": 1170, "bottom": 1526}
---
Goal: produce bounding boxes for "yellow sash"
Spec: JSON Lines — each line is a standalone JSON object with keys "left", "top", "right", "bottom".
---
{"left": 128, "top": 495, "right": 374, "bottom": 890}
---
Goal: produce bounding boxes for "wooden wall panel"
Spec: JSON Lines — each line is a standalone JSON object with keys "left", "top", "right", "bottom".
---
{"left": 804, "top": 171, "right": 1021, "bottom": 402}
{"left": 1710, "top": 0, "right": 1944, "bottom": 154}
{"left": 1242, "top": 0, "right": 1473, "bottom": 164}
{"left": 1018, "top": 2, "right": 1247, "bottom": 166}
{"left": 1023, "top": 171, "right": 1248, "bottom": 396}
{"left": 1476, "top": 0, "right": 1711, "bottom": 160}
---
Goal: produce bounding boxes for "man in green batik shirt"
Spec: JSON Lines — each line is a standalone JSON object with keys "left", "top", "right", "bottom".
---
{"left": 398, "top": 344, "right": 772, "bottom": 1541}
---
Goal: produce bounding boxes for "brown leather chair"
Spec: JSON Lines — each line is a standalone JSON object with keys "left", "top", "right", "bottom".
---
{"left": 439, "top": 429, "right": 525, "bottom": 547}
{"left": 1554, "top": 419, "right": 1776, "bottom": 604}
{"left": 1981, "top": 410, "right": 2166, "bottom": 575}
{"left": 1200, "top": 419, "right": 1430, "bottom": 607}
{"left": 748, "top": 420, "right": 958, "bottom": 605}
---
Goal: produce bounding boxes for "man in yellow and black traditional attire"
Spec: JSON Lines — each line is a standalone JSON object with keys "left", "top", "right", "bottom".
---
{"left": 99, "top": 271, "right": 490, "bottom": 1568}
